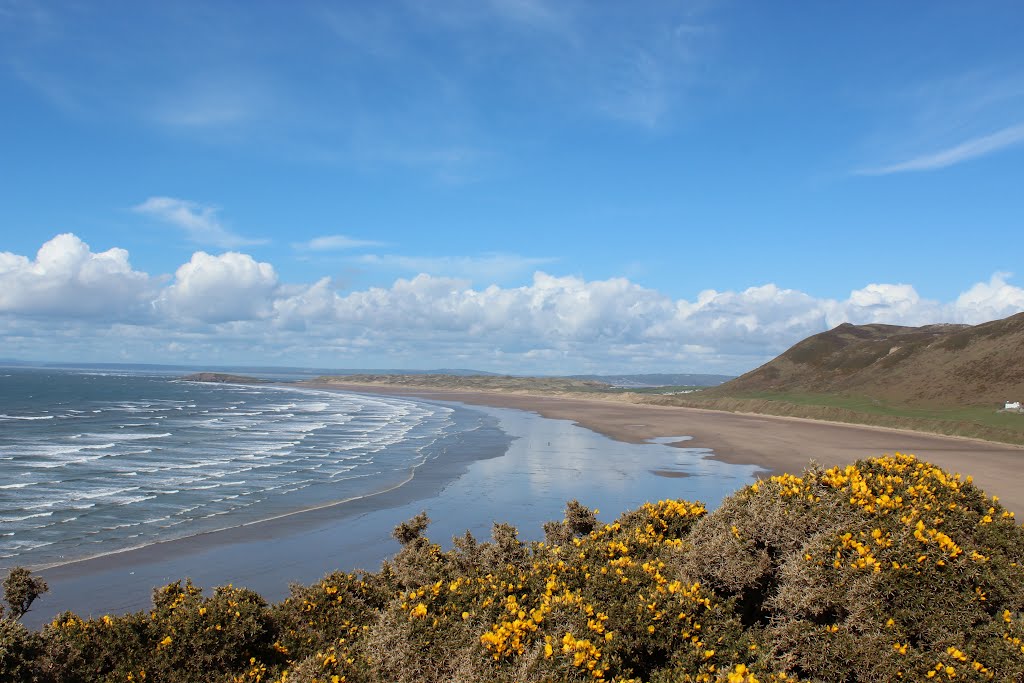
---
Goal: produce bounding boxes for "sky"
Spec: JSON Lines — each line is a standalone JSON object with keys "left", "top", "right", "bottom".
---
{"left": 1, "top": 1, "right": 1023, "bottom": 375}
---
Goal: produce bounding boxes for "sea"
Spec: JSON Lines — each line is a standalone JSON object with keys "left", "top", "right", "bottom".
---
{"left": 2, "top": 367, "right": 763, "bottom": 623}
{"left": 0, "top": 367, "right": 504, "bottom": 571}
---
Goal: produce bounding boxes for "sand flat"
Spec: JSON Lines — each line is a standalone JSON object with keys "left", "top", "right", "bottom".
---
{"left": 306, "top": 381, "right": 1024, "bottom": 516}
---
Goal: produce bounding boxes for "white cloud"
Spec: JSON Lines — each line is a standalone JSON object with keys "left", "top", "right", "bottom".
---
{"left": 952, "top": 272, "right": 1024, "bottom": 323}
{"left": 3, "top": 234, "right": 1024, "bottom": 373}
{"left": 294, "top": 235, "right": 387, "bottom": 251}
{"left": 133, "top": 197, "right": 267, "bottom": 248}
{"left": 357, "top": 252, "right": 556, "bottom": 283}
{"left": 0, "top": 233, "right": 155, "bottom": 318}
{"left": 157, "top": 251, "right": 278, "bottom": 324}
{"left": 860, "top": 121, "right": 1024, "bottom": 175}
{"left": 272, "top": 277, "right": 341, "bottom": 330}
{"left": 839, "top": 283, "right": 928, "bottom": 324}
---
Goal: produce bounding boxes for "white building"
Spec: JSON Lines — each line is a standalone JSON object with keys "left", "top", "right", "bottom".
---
{"left": 1005, "top": 401, "right": 1022, "bottom": 411}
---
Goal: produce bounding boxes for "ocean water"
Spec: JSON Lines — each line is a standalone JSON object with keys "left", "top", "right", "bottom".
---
{"left": 1, "top": 368, "right": 770, "bottom": 624}
{"left": 0, "top": 368, "right": 502, "bottom": 571}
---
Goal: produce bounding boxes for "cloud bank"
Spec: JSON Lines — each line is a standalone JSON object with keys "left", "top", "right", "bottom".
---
{"left": 2, "top": 234, "right": 1023, "bottom": 374}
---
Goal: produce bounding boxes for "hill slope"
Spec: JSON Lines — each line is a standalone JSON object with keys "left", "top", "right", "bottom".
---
{"left": 717, "top": 312, "right": 1024, "bottom": 406}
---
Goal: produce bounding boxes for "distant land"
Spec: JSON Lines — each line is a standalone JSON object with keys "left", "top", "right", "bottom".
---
{"left": 0, "top": 361, "right": 499, "bottom": 378}
{"left": 569, "top": 373, "right": 731, "bottom": 388}
{"left": 651, "top": 311, "right": 1024, "bottom": 445}
{"left": 305, "top": 374, "right": 612, "bottom": 394}
{"left": 302, "top": 374, "right": 730, "bottom": 396}
{"left": 4, "top": 361, "right": 730, "bottom": 390}
{"left": 298, "top": 312, "right": 1024, "bottom": 446}
{"left": 179, "top": 372, "right": 269, "bottom": 384}
{"left": 714, "top": 311, "right": 1024, "bottom": 406}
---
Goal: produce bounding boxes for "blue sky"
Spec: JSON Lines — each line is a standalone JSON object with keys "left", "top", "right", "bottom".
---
{"left": 1, "top": 1, "right": 1023, "bottom": 374}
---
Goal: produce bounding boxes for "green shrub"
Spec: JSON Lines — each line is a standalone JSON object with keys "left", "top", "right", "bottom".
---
{"left": 679, "top": 453, "right": 1024, "bottom": 681}
{"left": 147, "top": 581, "right": 280, "bottom": 681}
{"left": 38, "top": 610, "right": 150, "bottom": 683}
{"left": 2, "top": 568, "right": 48, "bottom": 623}
{"left": 5, "top": 453, "right": 1024, "bottom": 683}
{"left": 1, "top": 617, "right": 41, "bottom": 683}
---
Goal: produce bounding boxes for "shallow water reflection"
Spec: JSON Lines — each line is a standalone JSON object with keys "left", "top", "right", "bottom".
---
{"left": 395, "top": 403, "right": 763, "bottom": 546}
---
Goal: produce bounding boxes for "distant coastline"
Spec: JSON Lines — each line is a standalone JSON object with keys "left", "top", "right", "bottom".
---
{"left": 179, "top": 372, "right": 269, "bottom": 384}
{"left": 290, "top": 372, "right": 1024, "bottom": 448}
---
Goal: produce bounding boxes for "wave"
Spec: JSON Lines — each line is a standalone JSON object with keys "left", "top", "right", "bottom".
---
{"left": 0, "top": 414, "right": 54, "bottom": 420}
{"left": 83, "top": 432, "right": 171, "bottom": 441}
{"left": 0, "top": 376, "right": 468, "bottom": 568}
{"left": 114, "top": 494, "right": 158, "bottom": 506}
{"left": 0, "top": 511, "right": 53, "bottom": 523}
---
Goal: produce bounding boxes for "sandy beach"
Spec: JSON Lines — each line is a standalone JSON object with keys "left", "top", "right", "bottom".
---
{"left": 305, "top": 381, "right": 1024, "bottom": 516}
{"left": 25, "top": 383, "right": 1024, "bottom": 628}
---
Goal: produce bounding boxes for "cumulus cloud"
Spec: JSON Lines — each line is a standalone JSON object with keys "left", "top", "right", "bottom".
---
{"left": 133, "top": 197, "right": 267, "bottom": 248}
{"left": 0, "top": 233, "right": 155, "bottom": 318}
{"left": 3, "top": 234, "right": 1024, "bottom": 373}
{"left": 157, "top": 251, "right": 278, "bottom": 323}
{"left": 317, "top": 273, "right": 1024, "bottom": 368}
{"left": 953, "top": 272, "right": 1024, "bottom": 323}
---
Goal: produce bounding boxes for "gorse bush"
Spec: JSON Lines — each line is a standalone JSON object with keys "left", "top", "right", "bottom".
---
{"left": 2, "top": 453, "right": 1023, "bottom": 682}
{"left": 679, "top": 454, "right": 1024, "bottom": 681}
{"left": 2, "top": 569, "right": 48, "bottom": 623}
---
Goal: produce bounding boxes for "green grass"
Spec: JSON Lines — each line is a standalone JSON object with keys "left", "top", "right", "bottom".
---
{"left": 727, "top": 391, "right": 1024, "bottom": 433}
{"left": 641, "top": 390, "right": 1024, "bottom": 446}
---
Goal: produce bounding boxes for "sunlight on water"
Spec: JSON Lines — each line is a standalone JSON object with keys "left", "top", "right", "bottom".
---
{"left": 0, "top": 369, "right": 479, "bottom": 569}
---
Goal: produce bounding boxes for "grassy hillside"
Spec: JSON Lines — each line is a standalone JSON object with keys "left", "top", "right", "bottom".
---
{"left": 3, "top": 453, "right": 1023, "bottom": 682}
{"left": 714, "top": 312, "right": 1024, "bottom": 407}
{"left": 645, "top": 312, "right": 1024, "bottom": 445}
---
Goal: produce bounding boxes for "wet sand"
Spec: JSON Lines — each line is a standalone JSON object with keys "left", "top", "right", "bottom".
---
{"left": 305, "top": 382, "right": 1024, "bottom": 516}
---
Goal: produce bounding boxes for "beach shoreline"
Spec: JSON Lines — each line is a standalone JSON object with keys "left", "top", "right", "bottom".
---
{"left": 28, "top": 397, "right": 513, "bottom": 626}
{"left": 25, "top": 383, "right": 1024, "bottom": 627}
{"left": 302, "top": 381, "right": 1024, "bottom": 515}
{"left": 29, "top": 393, "right": 756, "bottom": 627}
